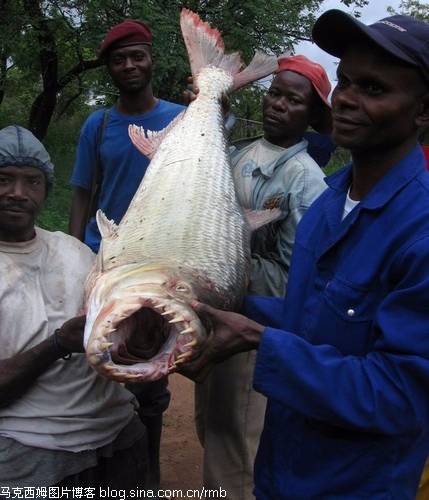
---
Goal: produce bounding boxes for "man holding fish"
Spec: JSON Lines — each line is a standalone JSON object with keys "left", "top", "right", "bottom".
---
{"left": 183, "top": 10, "right": 429, "bottom": 500}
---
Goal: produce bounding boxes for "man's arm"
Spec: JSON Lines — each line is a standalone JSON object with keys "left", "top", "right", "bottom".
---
{"left": 69, "top": 187, "right": 91, "bottom": 241}
{"left": 249, "top": 207, "right": 300, "bottom": 296}
{"left": 0, "top": 316, "right": 86, "bottom": 408}
{"left": 177, "top": 302, "right": 264, "bottom": 382}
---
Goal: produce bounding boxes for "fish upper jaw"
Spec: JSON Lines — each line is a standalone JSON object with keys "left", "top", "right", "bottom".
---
{"left": 84, "top": 292, "right": 206, "bottom": 383}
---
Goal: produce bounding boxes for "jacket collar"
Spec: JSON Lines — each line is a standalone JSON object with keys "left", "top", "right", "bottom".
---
{"left": 317, "top": 144, "right": 427, "bottom": 259}
{"left": 325, "top": 144, "right": 426, "bottom": 211}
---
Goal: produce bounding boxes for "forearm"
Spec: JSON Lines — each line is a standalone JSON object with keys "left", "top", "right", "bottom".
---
{"left": 0, "top": 333, "right": 68, "bottom": 408}
{"left": 255, "top": 327, "right": 429, "bottom": 435}
{"left": 69, "top": 187, "right": 91, "bottom": 241}
{"left": 249, "top": 212, "right": 298, "bottom": 297}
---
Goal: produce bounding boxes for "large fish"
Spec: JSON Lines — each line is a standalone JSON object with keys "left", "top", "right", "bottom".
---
{"left": 83, "top": 8, "right": 278, "bottom": 382}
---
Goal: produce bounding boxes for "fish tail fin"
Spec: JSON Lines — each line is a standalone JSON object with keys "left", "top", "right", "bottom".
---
{"left": 180, "top": 8, "right": 277, "bottom": 91}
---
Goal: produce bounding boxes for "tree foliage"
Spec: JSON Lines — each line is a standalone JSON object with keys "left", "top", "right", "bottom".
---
{"left": 388, "top": 0, "right": 429, "bottom": 20}
{"left": 0, "top": 0, "right": 368, "bottom": 139}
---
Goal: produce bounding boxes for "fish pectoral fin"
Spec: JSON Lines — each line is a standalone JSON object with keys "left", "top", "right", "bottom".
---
{"left": 128, "top": 113, "right": 185, "bottom": 160}
{"left": 244, "top": 207, "right": 282, "bottom": 232}
{"left": 96, "top": 210, "right": 119, "bottom": 240}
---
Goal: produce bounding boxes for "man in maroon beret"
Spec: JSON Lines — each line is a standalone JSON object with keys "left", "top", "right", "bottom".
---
{"left": 69, "top": 19, "right": 185, "bottom": 492}
{"left": 98, "top": 19, "right": 153, "bottom": 57}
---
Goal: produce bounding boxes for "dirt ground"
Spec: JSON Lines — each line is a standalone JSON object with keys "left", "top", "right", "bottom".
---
{"left": 160, "top": 374, "right": 203, "bottom": 490}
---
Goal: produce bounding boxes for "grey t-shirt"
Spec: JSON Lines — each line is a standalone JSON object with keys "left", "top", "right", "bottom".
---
{"left": 0, "top": 228, "right": 141, "bottom": 485}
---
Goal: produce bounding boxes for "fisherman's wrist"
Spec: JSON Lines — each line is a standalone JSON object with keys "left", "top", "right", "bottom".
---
{"left": 242, "top": 322, "right": 263, "bottom": 349}
{"left": 52, "top": 328, "right": 72, "bottom": 360}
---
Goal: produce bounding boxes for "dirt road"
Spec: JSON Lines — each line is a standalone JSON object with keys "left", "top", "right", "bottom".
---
{"left": 160, "top": 374, "right": 203, "bottom": 490}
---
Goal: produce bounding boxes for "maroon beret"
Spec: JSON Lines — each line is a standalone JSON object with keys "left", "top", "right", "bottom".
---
{"left": 98, "top": 20, "right": 152, "bottom": 59}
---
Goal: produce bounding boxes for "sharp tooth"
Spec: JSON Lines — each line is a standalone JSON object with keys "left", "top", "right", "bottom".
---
{"left": 176, "top": 352, "right": 192, "bottom": 362}
{"left": 184, "top": 339, "right": 197, "bottom": 348}
{"left": 101, "top": 342, "right": 114, "bottom": 350}
{"left": 180, "top": 327, "right": 194, "bottom": 335}
{"left": 154, "top": 304, "right": 165, "bottom": 310}
{"left": 169, "top": 316, "right": 184, "bottom": 324}
{"left": 161, "top": 309, "right": 175, "bottom": 316}
{"left": 104, "top": 364, "right": 117, "bottom": 372}
{"left": 126, "top": 373, "right": 142, "bottom": 380}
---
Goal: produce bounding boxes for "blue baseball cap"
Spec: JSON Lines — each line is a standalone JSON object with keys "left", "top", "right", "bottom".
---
{"left": 312, "top": 9, "right": 429, "bottom": 84}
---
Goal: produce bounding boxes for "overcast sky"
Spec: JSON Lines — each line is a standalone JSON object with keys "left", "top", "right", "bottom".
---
{"left": 296, "top": 0, "right": 403, "bottom": 88}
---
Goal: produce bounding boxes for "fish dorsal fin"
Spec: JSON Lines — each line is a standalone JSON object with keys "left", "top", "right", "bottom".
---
{"left": 244, "top": 208, "right": 282, "bottom": 232}
{"left": 180, "top": 9, "right": 278, "bottom": 92}
{"left": 128, "top": 111, "right": 185, "bottom": 160}
{"left": 96, "top": 210, "right": 118, "bottom": 240}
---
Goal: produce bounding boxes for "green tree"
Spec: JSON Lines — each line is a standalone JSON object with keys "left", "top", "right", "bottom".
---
{"left": 0, "top": 0, "right": 369, "bottom": 140}
{"left": 388, "top": 0, "right": 429, "bottom": 20}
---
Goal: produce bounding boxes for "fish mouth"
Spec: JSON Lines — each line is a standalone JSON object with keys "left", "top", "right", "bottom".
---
{"left": 85, "top": 295, "right": 204, "bottom": 383}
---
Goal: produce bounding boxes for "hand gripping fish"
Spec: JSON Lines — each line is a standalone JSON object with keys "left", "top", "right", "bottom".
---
{"left": 83, "top": 8, "right": 279, "bottom": 382}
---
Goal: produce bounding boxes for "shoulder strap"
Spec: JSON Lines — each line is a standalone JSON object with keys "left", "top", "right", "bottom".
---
{"left": 87, "top": 110, "right": 110, "bottom": 222}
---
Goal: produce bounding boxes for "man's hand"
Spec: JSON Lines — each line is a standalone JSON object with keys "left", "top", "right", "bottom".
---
{"left": 182, "top": 76, "right": 198, "bottom": 105}
{"left": 0, "top": 315, "right": 87, "bottom": 408}
{"left": 176, "top": 301, "right": 264, "bottom": 382}
{"left": 182, "top": 76, "right": 230, "bottom": 116}
{"left": 55, "top": 315, "right": 87, "bottom": 353}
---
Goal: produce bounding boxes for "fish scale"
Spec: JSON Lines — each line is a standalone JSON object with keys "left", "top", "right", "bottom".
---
{"left": 106, "top": 74, "right": 248, "bottom": 298}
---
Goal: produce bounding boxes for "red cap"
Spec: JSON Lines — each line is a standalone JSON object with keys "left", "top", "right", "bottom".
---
{"left": 277, "top": 54, "right": 332, "bottom": 133}
{"left": 277, "top": 55, "right": 331, "bottom": 107}
{"left": 98, "top": 20, "right": 152, "bottom": 59}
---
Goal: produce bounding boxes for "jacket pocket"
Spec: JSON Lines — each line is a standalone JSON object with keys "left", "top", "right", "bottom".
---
{"left": 323, "top": 277, "right": 379, "bottom": 322}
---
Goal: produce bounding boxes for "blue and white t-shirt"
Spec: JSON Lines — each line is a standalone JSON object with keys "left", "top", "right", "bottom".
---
{"left": 70, "top": 99, "right": 184, "bottom": 252}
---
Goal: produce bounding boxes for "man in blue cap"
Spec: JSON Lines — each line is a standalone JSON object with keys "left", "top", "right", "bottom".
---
{"left": 180, "top": 10, "right": 429, "bottom": 499}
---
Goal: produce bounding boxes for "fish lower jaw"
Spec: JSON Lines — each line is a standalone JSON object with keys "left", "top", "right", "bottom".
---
{"left": 86, "top": 296, "right": 205, "bottom": 382}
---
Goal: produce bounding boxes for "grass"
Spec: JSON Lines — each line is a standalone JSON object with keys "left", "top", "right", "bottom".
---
{"left": 323, "top": 147, "right": 350, "bottom": 175}
{"left": 36, "top": 114, "right": 88, "bottom": 233}
{"left": 37, "top": 150, "right": 75, "bottom": 233}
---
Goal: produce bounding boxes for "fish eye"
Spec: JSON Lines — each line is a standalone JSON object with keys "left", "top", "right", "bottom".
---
{"left": 175, "top": 283, "right": 190, "bottom": 293}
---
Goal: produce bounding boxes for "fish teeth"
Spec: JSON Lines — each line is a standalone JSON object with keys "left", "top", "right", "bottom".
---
{"left": 180, "top": 327, "right": 194, "bottom": 335}
{"left": 161, "top": 309, "right": 175, "bottom": 316}
{"left": 169, "top": 316, "right": 185, "bottom": 324}
{"left": 184, "top": 339, "right": 197, "bottom": 348}
{"left": 175, "top": 352, "right": 192, "bottom": 363}
{"left": 101, "top": 342, "right": 114, "bottom": 350}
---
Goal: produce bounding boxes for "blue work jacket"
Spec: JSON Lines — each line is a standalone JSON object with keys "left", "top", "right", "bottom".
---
{"left": 245, "top": 145, "right": 429, "bottom": 499}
